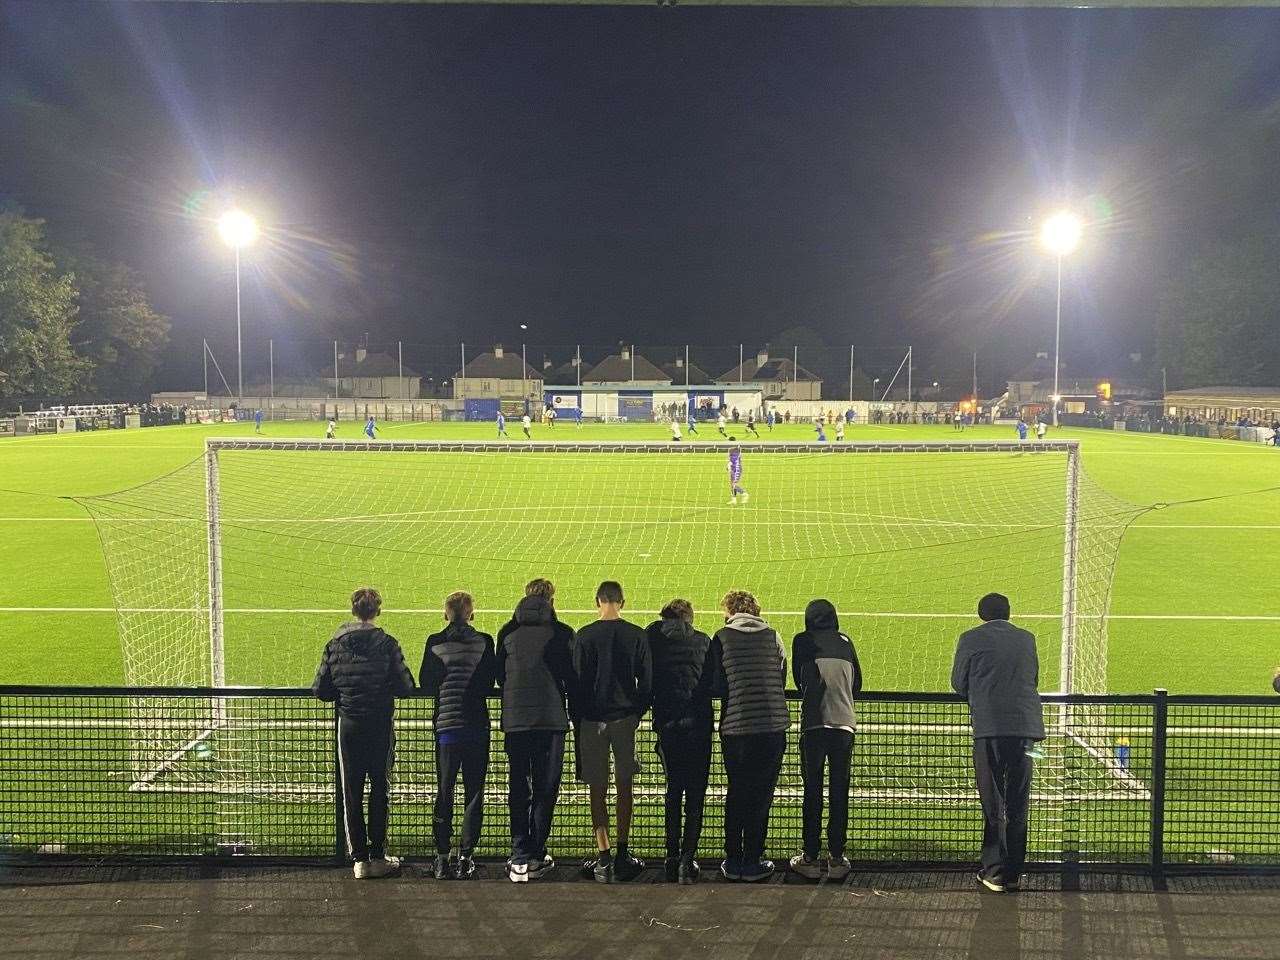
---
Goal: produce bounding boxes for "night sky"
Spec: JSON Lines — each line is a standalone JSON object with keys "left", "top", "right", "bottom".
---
{"left": 3, "top": 1, "right": 1279, "bottom": 389}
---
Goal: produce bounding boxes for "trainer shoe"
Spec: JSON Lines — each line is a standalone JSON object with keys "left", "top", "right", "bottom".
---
{"left": 678, "top": 858, "right": 701, "bottom": 885}
{"left": 789, "top": 853, "right": 824, "bottom": 880}
{"left": 741, "top": 492, "right": 749, "bottom": 504}
{"left": 977, "top": 872, "right": 1005, "bottom": 893}
{"left": 527, "top": 853, "right": 555, "bottom": 880}
{"left": 664, "top": 856, "right": 681, "bottom": 883}
{"left": 1004, "top": 877, "right": 1021, "bottom": 892}
{"left": 355, "top": 855, "right": 401, "bottom": 879}
{"left": 719, "top": 858, "right": 742, "bottom": 881}
{"left": 728, "top": 498, "right": 737, "bottom": 505}
{"left": 826, "top": 854, "right": 852, "bottom": 882}
{"left": 432, "top": 854, "right": 451, "bottom": 880}
{"left": 455, "top": 855, "right": 476, "bottom": 880}
{"left": 740, "top": 860, "right": 775, "bottom": 883}
{"left": 508, "top": 860, "right": 529, "bottom": 883}
{"left": 614, "top": 850, "right": 645, "bottom": 882}
{"left": 591, "top": 851, "right": 615, "bottom": 884}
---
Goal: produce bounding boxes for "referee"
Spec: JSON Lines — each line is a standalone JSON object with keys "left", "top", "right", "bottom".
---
{"left": 950, "top": 592, "right": 1045, "bottom": 893}
{"left": 313, "top": 587, "right": 416, "bottom": 879}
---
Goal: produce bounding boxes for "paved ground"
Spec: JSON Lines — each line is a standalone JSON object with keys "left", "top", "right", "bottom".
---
{"left": 2, "top": 862, "right": 1278, "bottom": 960}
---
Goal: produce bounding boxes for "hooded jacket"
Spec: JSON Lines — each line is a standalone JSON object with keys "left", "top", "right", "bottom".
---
{"left": 571, "top": 617, "right": 652, "bottom": 723}
{"left": 312, "top": 622, "right": 415, "bottom": 721}
{"left": 645, "top": 617, "right": 714, "bottom": 729}
{"left": 950, "top": 619, "right": 1045, "bottom": 740}
{"left": 792, "top": 600, "right": 862, "bottom": 733}
{"left": 708, "top": 612, "right": 789, "bottom": 736}
{"left": 420, "top": 620, "right": 498, "bottom": 732}
{"left": 496, "top": 595, "right": 574, "bottom": 733}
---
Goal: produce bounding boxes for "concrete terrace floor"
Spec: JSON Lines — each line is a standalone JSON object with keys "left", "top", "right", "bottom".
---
{"left": 2, "top": 862, "right": 1277, "bottom": 960}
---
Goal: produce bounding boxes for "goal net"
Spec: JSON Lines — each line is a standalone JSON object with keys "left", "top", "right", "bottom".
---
{"left": 79, "top": 440, "right": 1147, "bottom": 849}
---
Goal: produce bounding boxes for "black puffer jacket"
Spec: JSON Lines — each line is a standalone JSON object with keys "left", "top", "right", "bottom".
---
{"left": 420, "top": 620, "right": 498, "bottom": 731}
{"left": 645, "top": 617, "right": 713, "bottom": 729}
{"left": 497, "top": 596, "right": 574, "bottom": 733}
{"left": 708, "top": 613, "right": 789, "bottom": 737}
{"left": 312, "top": 622, "right": 415, "bottom": 720}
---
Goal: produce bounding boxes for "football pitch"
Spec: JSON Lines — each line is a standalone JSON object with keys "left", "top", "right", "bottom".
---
{"left": 0, "top": 418, "right": 1275, "bottom": 694}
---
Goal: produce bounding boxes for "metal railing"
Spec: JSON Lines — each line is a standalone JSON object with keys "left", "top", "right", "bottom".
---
{"left": 1, "top": 686, "right": 1276, "bottom": 880}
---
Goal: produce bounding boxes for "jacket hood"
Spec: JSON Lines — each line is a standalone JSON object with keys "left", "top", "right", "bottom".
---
{"left": 659, "top": 617, "right": 694, "bottom": 641}
{"left": 443, "top": 619, "right": 478, "bottom": 638}
{"left": 804, "top": 599, "right": 839, "bottom": 632}
{"left": 333, "top": 621, "right": 384, "bottom": 642}
{"left": 724, "top": 612, "right": 770, "bottom": 633}
{"left": 514, "top": 595, "right": 554, "bottom": 626}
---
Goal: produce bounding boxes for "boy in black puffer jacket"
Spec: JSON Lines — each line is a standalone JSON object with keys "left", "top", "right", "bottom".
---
{"left": 313, "top": 587, "right": 416, "bottom": 879}
{"left": 421, "top": 591, "right": 497, "bottom": 880}
{"left": 789, "top": 599, "right": 863, "bottom": 882}
{"left": 645, "top": 599, "right": 714, "bottom": 884}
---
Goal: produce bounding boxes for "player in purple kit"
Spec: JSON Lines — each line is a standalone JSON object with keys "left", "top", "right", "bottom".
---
{"left": 726, "top": 446, "right": 748, "bottom": 505}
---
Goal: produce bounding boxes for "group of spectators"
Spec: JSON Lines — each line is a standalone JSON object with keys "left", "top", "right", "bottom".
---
{"left": 313, "top": 582, "right": 1044, "bottom": 893}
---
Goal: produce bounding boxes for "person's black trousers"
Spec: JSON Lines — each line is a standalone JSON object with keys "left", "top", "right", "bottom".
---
{"left": 337, "top": 713, "right": 395, "bottom": 861}
{"left": 504, "top": 729, "right": 565, "bottom": 864}
{"left": 656, "top": 719, "right": 713, "bottom": 860}
{"left": 972, "top": 736, "right": 1033, "bottom": 884}
{"left": 721, "top": 731, "right": 787, "bottom": 865}
{"left": 433, "top": 734, "right": 490, "bottom": 857}
{"left": 800, "top": 728, "right": 853, "bottom": 859}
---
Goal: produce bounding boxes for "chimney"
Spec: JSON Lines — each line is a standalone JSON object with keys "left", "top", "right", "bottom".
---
{"left": 675, "top": 357, "right": 684, "bottom": 368}
{"left": 1035, "top": 351, "right": 1048, "bottom": 360}
{"left": 571, "top": 355, "right": 579, "bottom": 366}
{"left": 543, "top": 358, "right": 552, "bottom": 370}
{"left": 494, "top": 344, "right": 504, "bottom": 359}
{"left": 356, "top": 347, "right": 367, "bottom": 364}
{"left": 756, "top": 346, "right": 769, "bottom": 368}
{"left": 620, "top": 346, "right": 631, "bottom": 361}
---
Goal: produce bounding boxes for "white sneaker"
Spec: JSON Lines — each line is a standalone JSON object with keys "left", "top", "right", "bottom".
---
{"left": 353, "top": 855, "right": 401, "bottom": 879}
{"left": 741, "top": 492, "right": 749, "bottom": 504}
{"left": 728, "top": 498, "right": 736, "bottom": 505}
{"left": 508, "top": 861, "right": 529, "bottom": 883}
{"left": 826, "top": 854, "right": 851, "bottom": 881}
{"left": 789, "top": 853, "right": 823, "bottom": 880}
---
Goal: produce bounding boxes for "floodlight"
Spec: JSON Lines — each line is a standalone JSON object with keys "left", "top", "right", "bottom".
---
{"left": 1040, "top": 211, "right": 1082, "bottom": 257}
{"left": 218, "top": 209, "right": 259, "bottom": 249}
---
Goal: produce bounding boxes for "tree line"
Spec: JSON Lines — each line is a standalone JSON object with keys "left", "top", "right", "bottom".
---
{"left": 0, "top": 211, "right": 169, "bottom": 402}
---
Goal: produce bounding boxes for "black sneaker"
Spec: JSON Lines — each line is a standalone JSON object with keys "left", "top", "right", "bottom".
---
{"left": 678, "top": 858, "right": 701, "bottom": 885}
{"left": 592, "top": 851, "right": 615, "bottom": 884}
{"left": 432, "top": 854, "right": 451, "bottom": 880}
{"left": 664, "top": 857, "right": 681, "bottom": 883}
{"left": 527, "top": 853, "right": 555, "bottom": 880}
{"left": 739, "top": 860, "right": 775, "bottom": 883}
{"left": 614, "top": 850, "right": 645, "bottom": 882}
{"left": 455, "top": 855, "right": 476, "bottom": 880}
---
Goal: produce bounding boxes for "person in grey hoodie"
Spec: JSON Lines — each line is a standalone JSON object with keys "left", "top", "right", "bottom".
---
{"left": 706, "top": 590, "right": 789, "bottom": 883}
{"left": 951, "top": 592, "right": 1046, "bottom": 893}
{"left": 789, "top": 599, "right": 862, "bottom": 881}
{"left": 312, "top": 587, "right": 416, "bottom": 879}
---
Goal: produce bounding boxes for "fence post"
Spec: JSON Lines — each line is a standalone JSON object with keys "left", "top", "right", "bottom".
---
{"left": 1150, "top": 688, "right": 1168, "bottom": 890}
{"left": 333, "top": 707, "right": 346, "bottom": 862}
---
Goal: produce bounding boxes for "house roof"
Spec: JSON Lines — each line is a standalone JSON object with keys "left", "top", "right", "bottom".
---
{"left": 1164, "top": 386, "right": 1280, "bottom": 403}
{"left": 1008, "top": 355, "right": 1057, "bottom": 383}
{"left": 716, "top": 356, "right": 821, "bottom": 383}
{"left": 342, "top": 352, "right": 420, "bottom": 379}
{"left": 546, "top": 359, "right": 586, "bottom": 384}
{"left": 658, "top": 360, "right": 713, "bottom": 384}
{"left": 583, "top": 352, "right": 671, "bottom": 383}
{"left": 454, "top": 351, "right": 542, "bottom": 380}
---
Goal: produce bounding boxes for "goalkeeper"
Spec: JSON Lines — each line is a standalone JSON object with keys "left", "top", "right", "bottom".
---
{"left": 312, "top": 587, "right": 415, "bottom": 879}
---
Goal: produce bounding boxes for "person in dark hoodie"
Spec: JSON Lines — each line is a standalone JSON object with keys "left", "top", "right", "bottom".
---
{"left": 951, "top": 592, "right": 1045, "bottom": 894}
{"left": 312, "top": 587, "right": 415, "bottom": 879}
{"left": 572, "top": 580, "right": 652, "bottom": 883}
{"left": 496, "top": 585, "right": 575, "bottom": 883}
{"left": 646, "top": 598, "right": 714, "bottom": 884}
{"left": 789, "top": 599, "right": 862, "bottom": 881}
{"left": 706, "top": 590, "right": 789, "bottom": 883}
{"left": 420, "top": 591, "right": 498, "bottom": 880}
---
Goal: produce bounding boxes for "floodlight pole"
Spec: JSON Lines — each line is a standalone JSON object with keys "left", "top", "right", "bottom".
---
{"left": 1053, "top": 254, "right": 1063, "bottom": 427}
{"left": 234, "top": 247, "right": 243, "bottom": 401}
{"left": 849, "top": 345, "right": 854, "bottom": 403}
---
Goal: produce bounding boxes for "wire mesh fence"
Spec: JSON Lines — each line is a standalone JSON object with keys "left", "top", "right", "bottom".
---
{"left": 1, "top": 687, "right": 1276, "bottom": 874}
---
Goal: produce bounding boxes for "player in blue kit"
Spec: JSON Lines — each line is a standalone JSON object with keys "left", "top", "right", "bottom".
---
{"left": 1016, "top": 418, "right": 1029, "bottom": 442}
{"left": 686, "top": 409, "right": 699, "bottom": 436}
{"left": 497, "top": 411, "right": 508, "bottom": 438}
{"left": 814, "top": 420, "right": 827, "bottom": 443}
{"left": 254, "top": 409, "right": 264, "bottom": 434}
{"left": 727, "top": 446, "right": 748, "bottom": 505}
{"left": 364, "top": 416, "right": 377, "bottom": 440}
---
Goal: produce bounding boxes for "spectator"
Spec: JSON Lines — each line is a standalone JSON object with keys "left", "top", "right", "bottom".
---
{"left": 312, "top": 587, "right": 415, "bottom": 879}
{"left": 950, "top": 592, "right": 1045, "bottom": 894}
{"left": 420, "top": 591, "right": 498, "bottom": 880}
{"left": 646, "top": 598, "right": 714, "bottom": 884}
{"left": 496, "top": 583, "right": 575, "bottom": 882}
{"left": 707, "top": 590, "right": 789, "bottom": 883}
{"left": 789, "top": 599, "right": 862, "bottom": 881}
{"left": 572, "top": 581, "right": 652, "bottom": 883}
{"left": 1273, "top": 667, "right": 1280, "bottom": 694}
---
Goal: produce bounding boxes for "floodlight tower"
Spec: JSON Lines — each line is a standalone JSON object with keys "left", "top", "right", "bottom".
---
{"left": 217, "top": 210, "right": 260, "bottom": 400}
{"left": 1039, "top": 211, "right": 1082, "bottom": 427}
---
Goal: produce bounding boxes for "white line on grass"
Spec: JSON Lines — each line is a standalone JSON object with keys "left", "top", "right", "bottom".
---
{"left": 0, "top": 606, "right": 1275, "bottom": 621}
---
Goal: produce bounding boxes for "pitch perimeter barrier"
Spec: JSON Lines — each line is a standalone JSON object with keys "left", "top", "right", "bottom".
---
{"left": 1, "top": 687, "right": 1276, "bottom": 880}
